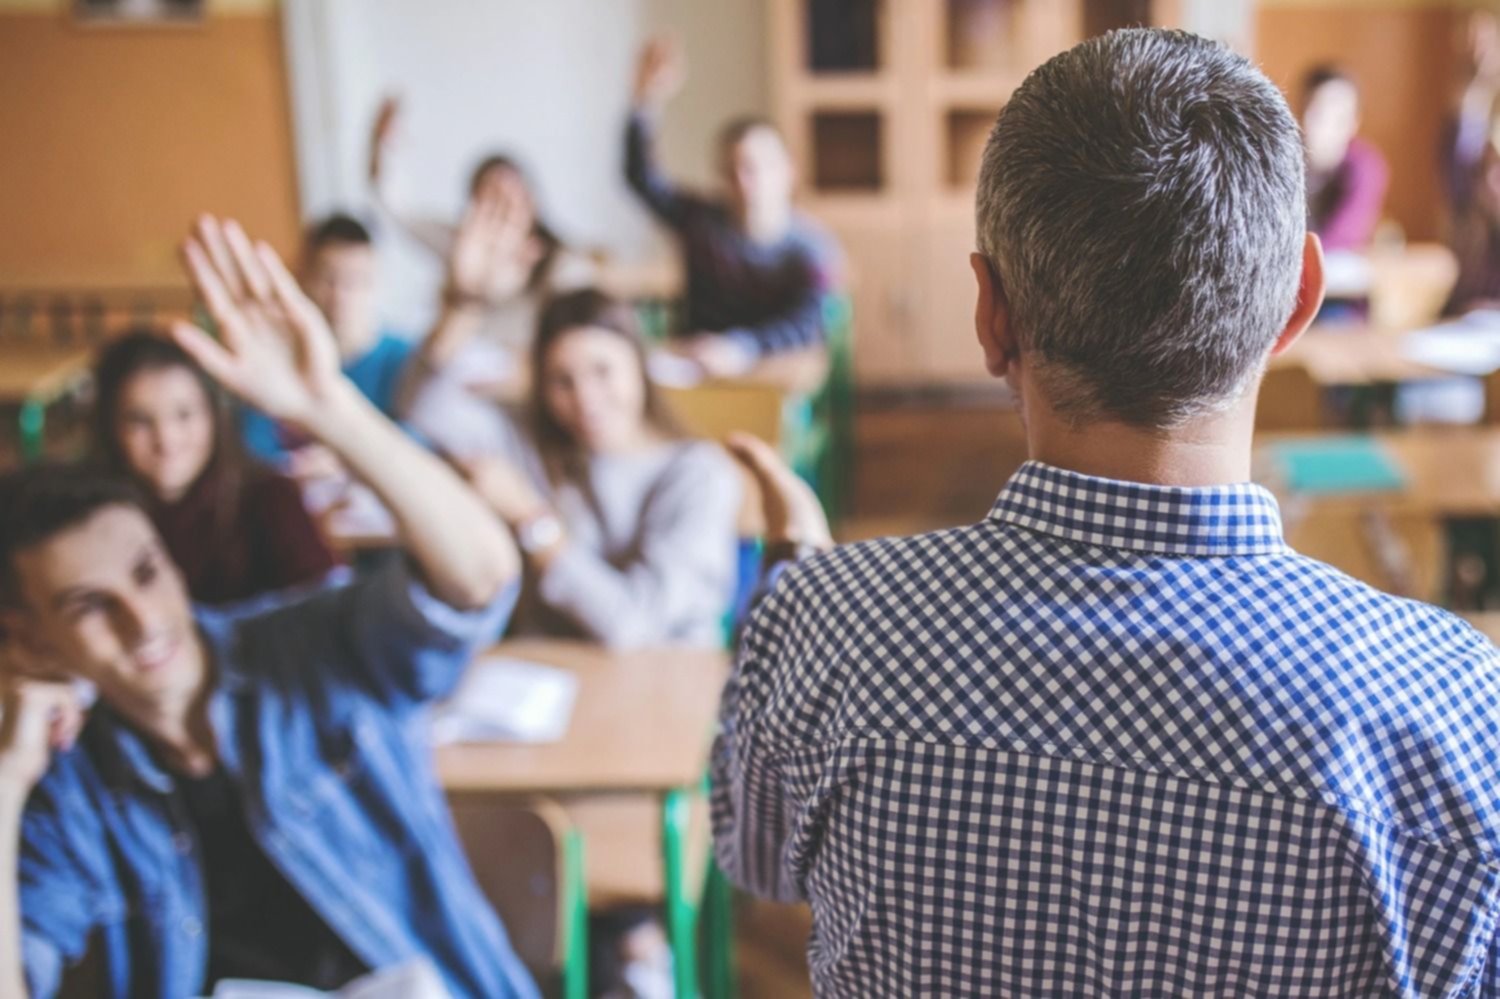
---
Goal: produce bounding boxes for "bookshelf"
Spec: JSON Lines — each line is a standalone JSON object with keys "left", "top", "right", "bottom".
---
{"left": 769, "top": 0, "right": 1183, "bottom": 387}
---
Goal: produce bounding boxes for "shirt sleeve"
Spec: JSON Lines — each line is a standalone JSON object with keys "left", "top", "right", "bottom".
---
{"left": 710, "top": 573, "right": 805, "bottom": 902}
{"left": 536, "top": 445, "right": 742, "bottom": 649}
{"left": 239, "top": 406, "right": 290, "bottom": 468}
{"left": 264, "top": 552, "right": 522, "bottom": 708}
{"left": 624, "top": 111, "right": 697, "bottom": 228}
{"left": 723, "top": 231, "right": 840, "bottom": 358}
{"left": 251, "top": 474, "right": 342, "bottom": 592}
{"left": 18, "top": 766, "right": 110, "bottom": 999}
{"left": 1315, "top": 141, "right": 1390, "bottom": 251}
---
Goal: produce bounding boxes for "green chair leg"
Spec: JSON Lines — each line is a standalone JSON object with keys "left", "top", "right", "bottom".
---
{"left": 562, "top": 827, "right": 589, "bottom": 999}
{"left": 19, "top": 399, "right": 45, "bottom": 463}
{"left": 662, "top": 788, "right": 700, "bottom": 998}
{"left": 703, "top": 861, "right": 736, "bottom": 999}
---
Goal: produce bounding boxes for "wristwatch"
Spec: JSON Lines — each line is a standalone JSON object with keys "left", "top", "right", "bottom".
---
{"left": 515, "top": 511, "right": 565, "bottom": 556}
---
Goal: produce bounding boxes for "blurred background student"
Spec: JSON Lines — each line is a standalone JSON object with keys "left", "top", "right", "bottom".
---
{"left": 626, "top": 36, "right": 839, "bottom": 380}
{"left": 1445, "top": 10, "right": 1500, "bottom": 314}
{"left": 456, "top": 288, "right": 741, "bottom": 649}
{"left": 371, "top": 99, "right": 595, "bottom": 403}
{"left": 1300, "top": 64, "right": 1388, "bottom": 252}
{"left": 92, "top": 330, "right": 339, "bottom": 605}
{"left": 240, "top": 213, "right": 415, "bottom": 469}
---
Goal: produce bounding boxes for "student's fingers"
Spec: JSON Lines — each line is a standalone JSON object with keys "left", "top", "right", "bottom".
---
{"left": 0, "top": 682, "right": 74, "bottom": 761}
{"left": 181, "top": 237, "right": 250, "bottom": 355}
{"left": 171, "top": 320, "right": 246, "bottom": 395}
{"left": 726, "top": 433, "right": 791, "bottom": 490}
{"left": 257, "top": 242, "right": 336, "bottom": 369}
{"left": 194, "top": 214, "right": 247, "bottom": 301}
{"left": 223, "top": 219, "right": 275, "bottom": 305}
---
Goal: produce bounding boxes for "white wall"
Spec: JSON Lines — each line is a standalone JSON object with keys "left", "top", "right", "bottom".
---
{"left": 284, "top": 0, "right": 767, "bottom": 332}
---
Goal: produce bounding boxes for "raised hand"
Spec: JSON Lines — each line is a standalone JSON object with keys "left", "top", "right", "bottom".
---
{"left": 174, "top": 215, "right": 345, "bottom": 428}
{"left": 369, "top": 95, "right": 402, "bottom": 184}
{"left": 726, "top": 433, "right": 833, "bottom": 550}
{"left": 634, "top": 34, "right": 686, "bottom": 111}
{"left": 446, "top": 187, "right": 541, "bottom": 305}
{"left": 0, "top": 680, "right": 81, "bottom": 799}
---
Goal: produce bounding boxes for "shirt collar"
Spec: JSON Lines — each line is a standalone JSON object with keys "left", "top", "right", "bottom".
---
{"left": 987, "top": 461, "right": 1287, "bottom": 557}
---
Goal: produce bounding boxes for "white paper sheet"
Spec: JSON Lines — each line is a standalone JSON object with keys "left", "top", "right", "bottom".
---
{"left": 205, "top": 958, "right": 452, "bottom": 998}
{"left": 1399, "top": 313, "right": 1500, "bottom": 376}
{"left": 430, "top": 656, "right": 579, "bottom": 744}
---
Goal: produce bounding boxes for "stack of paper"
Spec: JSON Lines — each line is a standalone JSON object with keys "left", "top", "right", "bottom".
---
{"left": 1400, "top": 311, "right": 1500, "bottom": 376}
{"left": 430, "top": 656, "right": 579, "bottom": 744}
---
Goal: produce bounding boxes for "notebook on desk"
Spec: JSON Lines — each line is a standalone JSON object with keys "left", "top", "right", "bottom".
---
{"left": 430, "top": 656, "right": 579, "bottom": 745}
{"left": 1269, "top": 436, "right": 1407, "bottom": 495}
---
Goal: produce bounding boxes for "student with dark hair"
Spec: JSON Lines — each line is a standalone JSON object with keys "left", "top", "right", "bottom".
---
{"left": 626, "top": 36, "right": 841, "bottom": 379}
{"left": 456, "top": 288, "right": 741, "bottom": 649}
{"left": 0, "top": 215, "right": 536, "bottom": 999}
{"left": 714, "top": 29, "right": 1499, "bottom": 997}
{"left": 93, "top": 329, "right": 338, "bottom": 605}
{"left": 1299, "top": 64, "right": 1388, "bottom": 250}
{"left": 368, "top": 98, "right": 594, "bottom": 416}
{"left": 241, "top": 212, "right": 415, "bottom": 465}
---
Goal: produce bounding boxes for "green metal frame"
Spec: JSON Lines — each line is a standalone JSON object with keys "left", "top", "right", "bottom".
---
{"left": 661, "top": 780, "right": 737, "bottom": 999}
{"left": 561, "top": 827, "right": 589, "bottom": 999}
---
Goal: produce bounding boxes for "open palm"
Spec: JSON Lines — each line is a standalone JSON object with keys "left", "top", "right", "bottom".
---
{"left": 174, "top": 215, "right": 344, "bottom": 427}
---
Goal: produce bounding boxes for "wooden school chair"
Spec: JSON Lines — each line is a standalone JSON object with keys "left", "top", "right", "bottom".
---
{"left": 448, "top": 794, "right": 589, "bottom": 998}
{"left": 1256, "top": 362, "right": 1324, "bottom": 432}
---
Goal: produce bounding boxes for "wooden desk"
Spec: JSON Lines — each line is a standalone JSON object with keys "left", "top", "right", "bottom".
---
{"left": 437, "top": 639, "right": 728, "bottom": 795}
{"left": 0, "top": 344, "right": 92, "bottom": 403}
{"left": 437, "top": 639, "right": 731, "bottom": 998}
{"left": 1275, "top": 325, "right": 1445, "bottom": 388}
{"left": 1258, "top": 427, "right": 1500, "bottom": 518}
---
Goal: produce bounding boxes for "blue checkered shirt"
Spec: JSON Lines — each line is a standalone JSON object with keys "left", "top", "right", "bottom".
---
{"left": 712, "top": 461, "right": 1500, "bottom": 997}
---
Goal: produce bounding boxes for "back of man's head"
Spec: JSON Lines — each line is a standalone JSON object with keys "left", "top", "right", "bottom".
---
{"left": 976, "top": 28, "right": 1306, "bottom": 428}
{"left": 0, "top": 464, "right": 143, "bottom": 609}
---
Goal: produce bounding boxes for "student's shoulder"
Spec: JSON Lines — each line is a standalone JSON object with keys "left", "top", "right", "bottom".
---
{"left": 664, "top": 438, "right": 740, "bottom": 485}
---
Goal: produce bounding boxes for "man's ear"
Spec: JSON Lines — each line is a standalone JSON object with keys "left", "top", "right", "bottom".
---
{"left": 1270, "top": 232, "right": 1326, "bottom": 357}
{"left": 971, "top": 253, "right": 1017, "bottom": 378}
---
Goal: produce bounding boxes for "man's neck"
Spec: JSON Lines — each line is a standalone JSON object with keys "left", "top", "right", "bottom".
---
{"left": 736, "top": 200, "right": 792, "bottom": 244}
{"left": 111, "top": 640, "right": 219, "bottom": 777}
{"left": 1025, "top": 399, "right": 1257, "bottom": 488}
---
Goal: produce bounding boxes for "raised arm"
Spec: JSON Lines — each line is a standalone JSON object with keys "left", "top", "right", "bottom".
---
{"left": 174, "top": 215, "right": 519, "bottom": 611}
{"left": 368, "top": 96, "right": 455, "bottom": 258}
{"left": 625, "top": 36, "right": 695, "bottom": 226}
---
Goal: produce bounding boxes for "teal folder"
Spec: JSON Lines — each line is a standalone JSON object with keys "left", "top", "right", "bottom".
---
{"left": 1270, "top": 436, "right": 1407, "bottom": 495}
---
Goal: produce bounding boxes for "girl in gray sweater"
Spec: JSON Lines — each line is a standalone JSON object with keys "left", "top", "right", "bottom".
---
{"left": 458, "top": 289, "right": 742, "bottom": 648}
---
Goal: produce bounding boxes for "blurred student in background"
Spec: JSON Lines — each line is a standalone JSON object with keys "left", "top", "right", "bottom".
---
{"left": 1300, "top": 65, "right": 1388, "bottom": 252}
{"left": 626, "top": 36, "right": 840, "bottom": 379}
{"left": 370, "top": 98, "right": 595, "bottom": 406}
{"left": 241, "top": 214, "right": 414, "bottom": 469}
{"left": 93, "top": 330, "right": 339, "bottom": 605}
{"left": 457, "top": 288, "right": 741, "bottom": 649}
{"left": 1444, "top": 11, "right": 1500, "bottom": 313}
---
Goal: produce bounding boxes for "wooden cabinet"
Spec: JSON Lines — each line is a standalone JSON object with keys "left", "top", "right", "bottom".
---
{"left": 770, "top": 0, "right": 1182, "bottom": 388}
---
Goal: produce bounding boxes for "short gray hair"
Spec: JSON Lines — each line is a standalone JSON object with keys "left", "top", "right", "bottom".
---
{"left": 975, "top": 28, "right": 1306, "bottom": 427}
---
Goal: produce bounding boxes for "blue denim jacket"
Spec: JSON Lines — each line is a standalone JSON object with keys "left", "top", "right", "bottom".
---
{"left": 19, "top": 561, "right": 539, "bottom": 999}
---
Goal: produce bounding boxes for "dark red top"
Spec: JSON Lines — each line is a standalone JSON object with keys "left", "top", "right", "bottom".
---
{"left": 149, "top": 471, "right": 338, "bottom": 606}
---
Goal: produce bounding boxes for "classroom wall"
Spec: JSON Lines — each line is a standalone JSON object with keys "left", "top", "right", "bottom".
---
{"left": 0, "top": 0, "right": 299, "bottom": 288}
{"left": 1255, "top": 1, "right": 1480, "bottom": 243}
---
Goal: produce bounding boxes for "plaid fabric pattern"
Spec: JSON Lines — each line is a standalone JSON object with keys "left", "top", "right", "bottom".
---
{"left": 712, "top": 461, "right": 1500, "bottom": 997}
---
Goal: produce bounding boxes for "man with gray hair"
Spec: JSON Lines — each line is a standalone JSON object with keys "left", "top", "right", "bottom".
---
{"left": 712, "top": 28, "right": 1500, "bottom": 997}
